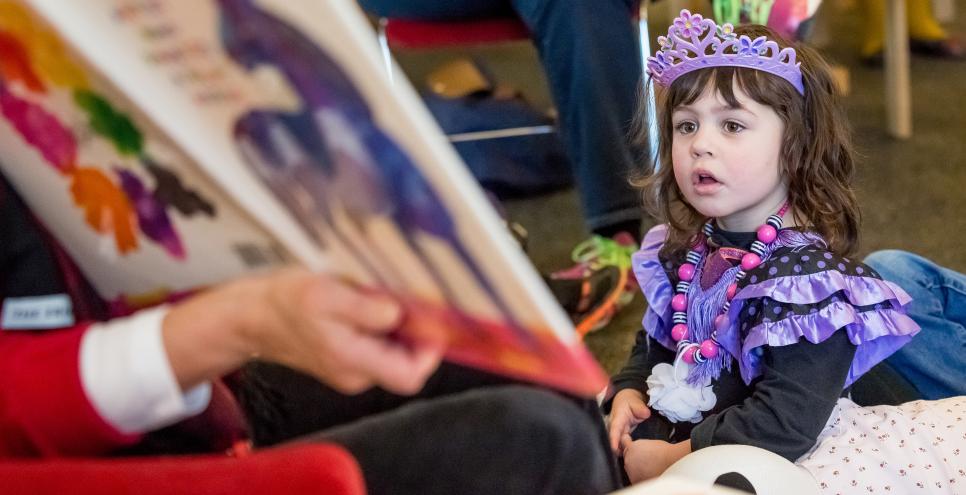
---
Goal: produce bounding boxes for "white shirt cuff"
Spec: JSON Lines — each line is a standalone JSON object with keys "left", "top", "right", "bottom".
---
{"left": 79, "top": 306, "right": 212, "bottom": 434}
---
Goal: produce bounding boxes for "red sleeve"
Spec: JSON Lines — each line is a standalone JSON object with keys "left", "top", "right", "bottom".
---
{"left": 0, "top": 323, "right": 141, "bottom": 458}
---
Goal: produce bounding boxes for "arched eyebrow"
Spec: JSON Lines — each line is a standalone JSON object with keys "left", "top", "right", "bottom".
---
{"left": 710, "top": 103, "right": 757, "bottom": 117}
{"left": 672, "top": 104, "right": 757, "bottom": 119}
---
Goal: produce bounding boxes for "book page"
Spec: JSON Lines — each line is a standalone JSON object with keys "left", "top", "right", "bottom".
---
{"left": 1, "top": 0, "right": 607, "bottom": 396}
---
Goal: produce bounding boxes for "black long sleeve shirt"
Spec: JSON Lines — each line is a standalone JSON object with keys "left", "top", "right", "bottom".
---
{"left": 607, "top": 229, "right": 857, "bottom": 461}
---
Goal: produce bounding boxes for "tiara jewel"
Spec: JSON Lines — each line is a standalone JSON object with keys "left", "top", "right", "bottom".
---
{"left": 646, "top": 10, "right": 804, "bottom": 95}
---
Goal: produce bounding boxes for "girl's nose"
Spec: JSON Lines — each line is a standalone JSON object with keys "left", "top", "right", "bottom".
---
{"left": 690, "top": 127, "right": 714, "bottom": 158}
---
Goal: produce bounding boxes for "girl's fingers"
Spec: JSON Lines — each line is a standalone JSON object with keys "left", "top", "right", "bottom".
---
{"left": 620, "top": 433, "right": 634, "bottom": 456}
{"left": 608, "top": 412, "right": 629, "bottom": 453}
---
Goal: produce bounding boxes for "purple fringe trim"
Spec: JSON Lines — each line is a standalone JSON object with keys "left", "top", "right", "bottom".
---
{"left": 633, "top": 224, "right": 825, "bottom": 352}
{"left": 633, "top": 224, "right": 675, "bottom": 348}
{"left": 768, "top": 229, "right": 827, "bottom": 255}
{"left": 684, "top": 257, "right": 737, "bottom": 384}
{"left": 682, "top": 227, "right": 823, "bottom": 384}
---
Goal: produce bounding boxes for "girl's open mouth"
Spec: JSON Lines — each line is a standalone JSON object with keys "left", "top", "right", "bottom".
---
{"left": 698, "top": 174, "right": 718, "bottom": 185}
{"left": 692, "top": 170, "right": 723, "bottom": 194}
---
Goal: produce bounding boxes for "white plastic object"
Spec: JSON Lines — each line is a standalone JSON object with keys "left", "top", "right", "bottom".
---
{"left": 663, "top": 445, "right": 820, "bottom": 495}
{"left": 610, "top": 474, "right": 751, "bottom": 494}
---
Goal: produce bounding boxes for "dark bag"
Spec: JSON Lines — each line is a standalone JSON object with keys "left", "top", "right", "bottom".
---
{"left": 422, "top": 91, "right": 573, "bottom": 199}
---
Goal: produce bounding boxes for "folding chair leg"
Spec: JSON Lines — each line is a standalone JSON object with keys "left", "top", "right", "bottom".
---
{"left": 447, "top": 125, "right": 555, "bottom": 143}
{"left": 636, "top": 0, "right": 660, "bottom": 170}
{"left": 375, "top": 16, "right": 557, "bottom": 143}
{"left": 377, "top": 17, "right": 395, "bottom": 85}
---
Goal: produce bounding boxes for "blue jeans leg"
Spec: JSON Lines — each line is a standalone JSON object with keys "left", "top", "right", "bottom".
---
{"left": 864, "top": 250, "right": 966, "bottom": 399}
{"left": 511, "top": 0, "right": 643, "bottom": 232}
{"left": 360, "top": 0, "right": 644, "bottom": 233}
{"left": 357, "top": 0, "right": 512, "bottom": 20}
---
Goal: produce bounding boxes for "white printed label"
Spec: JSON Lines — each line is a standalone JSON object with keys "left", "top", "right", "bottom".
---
{"left": 1, "top": 294, "right": 75, "bottom": 330}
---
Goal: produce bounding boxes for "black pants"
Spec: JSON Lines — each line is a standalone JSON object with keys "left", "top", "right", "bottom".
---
{"left": 237, "top": 362, "right": 621, "bottom": 495}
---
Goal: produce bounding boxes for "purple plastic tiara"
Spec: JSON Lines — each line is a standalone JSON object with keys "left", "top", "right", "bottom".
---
{"left": 646, "top": 10, "right": 804, "bottom": 95}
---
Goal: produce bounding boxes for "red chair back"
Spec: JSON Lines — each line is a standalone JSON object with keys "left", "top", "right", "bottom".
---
{"left": 381, "top": 2, "right": 642, "bottom": 49}
{"left": 383, "top": 17, "right": 530, "bottom": 49}
{"left": 0, "top": 443, "right": 366, "bottom": 495}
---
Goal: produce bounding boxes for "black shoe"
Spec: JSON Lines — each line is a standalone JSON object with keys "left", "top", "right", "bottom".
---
{"left": 910, "top": 36, "right": 965, "bottom": 59}
{"left": 859, "top": 51, "right": 883, "bottom": 67}
{"left": 861, "top": 36, "right": 965, "bottom": 67}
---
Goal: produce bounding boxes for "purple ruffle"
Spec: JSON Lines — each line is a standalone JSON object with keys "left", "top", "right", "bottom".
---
{"left": 734, "top": 270, "right": 912, "bottom": 308}
{"left": 632, "top": 224, "right": 675, "bottom": 349}
{"left": 632, "top": 223, "right": 921, "bottom": 388}
{"left": 725, "top": 267, "right": 920, "bottom": 385}
{"left": 720, "top": 301, "right": 919, "bottom": 386}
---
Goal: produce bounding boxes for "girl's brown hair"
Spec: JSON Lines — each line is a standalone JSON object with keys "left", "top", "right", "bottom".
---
{"left": 632, "top": 24, "right": 859, "bottom": 258}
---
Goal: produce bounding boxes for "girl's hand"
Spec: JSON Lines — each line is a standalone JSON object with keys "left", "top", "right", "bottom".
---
{"left": 620, "top": 438, "right": 692, "bottom": 484}
{"left": 607, "top": 388, "right": 651, "bottom": 454}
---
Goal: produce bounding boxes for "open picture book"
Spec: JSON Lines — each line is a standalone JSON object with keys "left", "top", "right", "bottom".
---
{"left": 0, "top": 0, "right": 608, "bottom": 396}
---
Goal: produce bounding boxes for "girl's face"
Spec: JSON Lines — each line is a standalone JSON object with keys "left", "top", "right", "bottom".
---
{"left": 671, "top": 83, "right": 788, "bottom": 231}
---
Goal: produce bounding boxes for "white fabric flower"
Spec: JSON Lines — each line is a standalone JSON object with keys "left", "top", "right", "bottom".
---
{"left": 646, "top": 362, "right": 716, "bottom": 423}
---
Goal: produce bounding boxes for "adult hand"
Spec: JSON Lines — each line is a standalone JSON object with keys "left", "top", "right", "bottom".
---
{"left": 607, "top": 388, "right": 651, "bottom": 454}
{"left": 248, "top": 269, "right": 445, "bottom": 395}
{"left": 620, "top": 437, "right": 692, "bottom": 484}
{"left": 164, "top": 268, "right": 445, "bottom": 396}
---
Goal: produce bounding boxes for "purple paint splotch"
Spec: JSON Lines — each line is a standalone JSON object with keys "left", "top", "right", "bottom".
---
{"left": 116, "top": 168, "right": 186, "bottom": 259}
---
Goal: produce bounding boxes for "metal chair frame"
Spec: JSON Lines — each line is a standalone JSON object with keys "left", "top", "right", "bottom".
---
{"left": 376, "top": 1, "right": 660, "bottom": 164}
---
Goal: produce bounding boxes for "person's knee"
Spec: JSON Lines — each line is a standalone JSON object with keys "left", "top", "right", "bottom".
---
{"left": 479, "top": 386, "right": 598, "bottom": 445}
{"left": 864, "top": 249, "right": 932, "bottom": 280}
{"left": 479, "top": 386, "right": 615, "bottom": 490}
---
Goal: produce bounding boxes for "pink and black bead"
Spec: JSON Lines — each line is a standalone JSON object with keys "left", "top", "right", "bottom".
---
{"left": 669, "top": 203, "right": 789, "bottom": 367}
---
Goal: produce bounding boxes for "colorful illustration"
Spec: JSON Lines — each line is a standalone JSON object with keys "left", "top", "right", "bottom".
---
{"left": 11, "top": 0, "right": 607, "bottom": 397}
{"left": 0, "top": 1, "right": 214, "bottom": 259}
{"left": 0, "top": 0, "right": 291, "bottom": 309}
{"left": 712, "top": 0, "right": 822, "bottom": 39}
{"left": 218, "top": 0, "right": 537, "bottom": 346}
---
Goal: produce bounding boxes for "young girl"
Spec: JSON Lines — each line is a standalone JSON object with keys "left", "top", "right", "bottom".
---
{"left": 606, "top": 10, "right": 965, "bottom": 493}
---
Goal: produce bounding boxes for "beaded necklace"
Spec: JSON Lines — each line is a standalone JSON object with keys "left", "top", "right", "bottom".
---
{"left": 669, "top": 202, "right": 790, "bottom": 367}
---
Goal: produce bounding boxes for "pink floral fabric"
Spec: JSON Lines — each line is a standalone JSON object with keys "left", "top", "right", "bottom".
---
{"left": 798, "top": 397, "right": 966, "bottom": 494}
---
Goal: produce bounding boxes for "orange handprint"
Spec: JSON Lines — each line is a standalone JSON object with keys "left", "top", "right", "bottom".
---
{"left": 69, "top": 167, "right": 138, "bottom": 254}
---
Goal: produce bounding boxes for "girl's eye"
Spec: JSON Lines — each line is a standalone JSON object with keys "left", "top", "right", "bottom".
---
{"left": 675, "top": 121, "right": 697, "bottom": 134}
{"left": 723, "top": 120, "right": 745, "bottom": 133}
